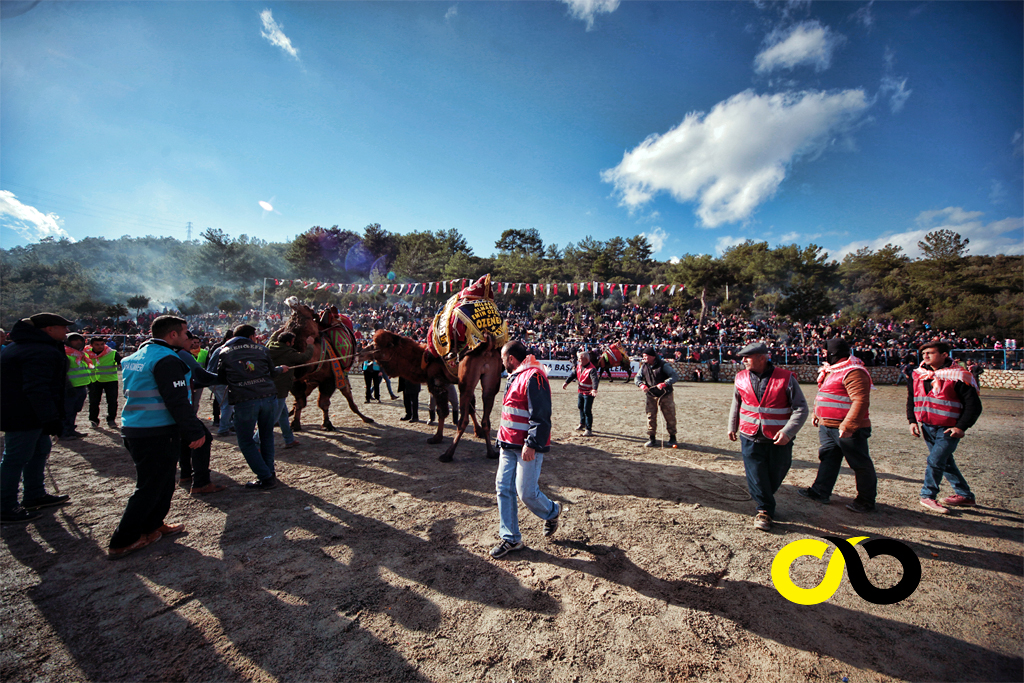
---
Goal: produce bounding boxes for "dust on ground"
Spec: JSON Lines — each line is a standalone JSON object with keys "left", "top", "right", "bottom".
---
{"left": 2, "top": 381, "right": 1022, "bottom": 682}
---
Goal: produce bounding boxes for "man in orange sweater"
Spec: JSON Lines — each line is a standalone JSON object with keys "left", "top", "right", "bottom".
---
{"left": 799, "top": 338, "right": 877, "bottom": 513}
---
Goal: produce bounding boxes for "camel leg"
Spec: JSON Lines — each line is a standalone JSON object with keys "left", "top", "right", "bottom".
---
{"left": 316, "top": 381, "right": 336, "bottom": 432}
{"left": 290, "top": 385, "right": 308, "bottom": 432}
{"left": 440, "top": 380, "right": 477, "bottom": 463}
{"left": 338, "top": 375, "right": 375, "bottom": 424}
{"left": 478, "top": 369, "right": 500, "bottom": 459}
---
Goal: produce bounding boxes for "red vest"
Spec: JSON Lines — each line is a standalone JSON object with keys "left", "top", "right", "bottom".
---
{"left": 576, "top": 363, "right": 597, "bottom": 394}
{"left": 735, "top": 368, "right": 794, "bottom": 439}
{"left": 497, "top": 365, "right": 551, "bottom": 448}
{"left": 912, "top": 373, "right": 962, "bottom": 427}
{"left": 814, "top": 364, "right": 870, "bottom": 422}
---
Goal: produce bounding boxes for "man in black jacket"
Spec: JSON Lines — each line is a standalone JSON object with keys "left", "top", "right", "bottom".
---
{"left": 0, "top": 313, "right": 74, "bottom": 524}
{"left": 216, "top": 325, "right": 288, "bottom": 489}
{"left": 109, "top": 315, "right": 208, "bottom": 558}
{"left": 635, "top": 347, "right": 680, "bottom": 447}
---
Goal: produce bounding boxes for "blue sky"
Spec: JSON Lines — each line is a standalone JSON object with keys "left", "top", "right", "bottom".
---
{"left": 2, "top": 0, "right": 1022, "bottom": 266}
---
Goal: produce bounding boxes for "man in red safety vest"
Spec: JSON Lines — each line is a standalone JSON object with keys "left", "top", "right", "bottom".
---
{"left": 728, "top": 342, "right": 808, "bottom": 531}
{"left": 490, "top": 340, "right": 561, "bottom": 559}
{"left": 798, "top": 338, "right": 877, "bottom": 513}
{"left": 910, "top": 340, "right": 982, "bottom": 514}
{"left": 562, "top": 350, "right": 599, "bottom": 437}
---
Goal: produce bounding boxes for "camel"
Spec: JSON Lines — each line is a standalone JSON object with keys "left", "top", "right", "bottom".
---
{"left": 369, "top": 328, "right": 502, "bottom": 463}
{"left": 590, "top": 342, "right": 633, "bottom": 382}
{"left": 272, "top": 297, "right": 374, "bottom": 431}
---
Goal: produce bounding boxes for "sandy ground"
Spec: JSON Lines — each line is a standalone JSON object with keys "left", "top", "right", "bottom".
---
{"left": 1, "top": 379, "right": 1022, "bottom": 683}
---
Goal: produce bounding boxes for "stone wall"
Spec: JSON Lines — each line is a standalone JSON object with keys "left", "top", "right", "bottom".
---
{"left": 668, "top": 362, "right": 895, "bottom": 387}
{"left": 978, "top": 370, "right": 1024, "bottom": 391}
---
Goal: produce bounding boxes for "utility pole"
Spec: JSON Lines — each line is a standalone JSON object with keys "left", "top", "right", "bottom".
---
{"left": 186, "top": 221, "right": 193, "bottom": 240}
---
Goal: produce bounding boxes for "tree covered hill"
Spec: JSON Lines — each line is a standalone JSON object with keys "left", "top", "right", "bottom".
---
{"left": 1, "top": 225, "right": 1020, "bottom": 340}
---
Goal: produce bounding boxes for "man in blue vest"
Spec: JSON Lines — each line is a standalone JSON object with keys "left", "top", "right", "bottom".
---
{"left": 108, "top": 315, "right": 207, "bottom": 559}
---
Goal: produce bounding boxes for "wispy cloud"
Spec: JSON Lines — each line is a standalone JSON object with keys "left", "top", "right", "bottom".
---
{"left": 834, "top": 207, "right": 1024, "bottom": 259}
{"left": 445, "top": 5, "right": 458, "bottom": 22}
{"left": 989, "top": 180, "right": 1006, "bottom": 204}
{"left": 0, "top": 191, "right": 75, "bottom": 242}
{"left": 559, "top": 0, "right": 620, "bottom": 31}
{"left": 602, "top": 88, "right": 870, "bottom": 227}
{"left": 640, "top": 226, "right": 668, "bottom": 253}
{"left": 879, "top": 48, "right": 911, "bottom": 113}
{"left": 754, "top": 20, "right": 843, "bottom": 74}
{"left": 850, "top": 1, "right": 875, "bottom": 29}
{"left": 1012, "top": 129, "right": 1023, "bottom": 157}
{"left": 260, "top": 9, "right": 299, "bottom": 61}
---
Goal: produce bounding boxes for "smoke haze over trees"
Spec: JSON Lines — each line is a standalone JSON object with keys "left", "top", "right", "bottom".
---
{"left": 1, "top": 224, "right": 1020, "bottom": 340}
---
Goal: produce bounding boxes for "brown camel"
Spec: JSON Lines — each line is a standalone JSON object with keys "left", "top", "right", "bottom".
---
{"left": 272, "top": 297, "right": 374, "bottom": 431}
{"left": 369, "top": 329, "right": 501, "bottom": 462}
{"left": 589, "top": 342, "right": 633, "bottom": 382}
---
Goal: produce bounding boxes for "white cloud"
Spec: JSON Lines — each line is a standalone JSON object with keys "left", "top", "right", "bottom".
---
{"left": 668, "top": 256, "right": 680, "bottom": 265}
{"left": 778, "top": 231, "right": 800, "bottom": 243}
{"left": 754, "top": 21, "right": 842, "bottom": 74}
{"left": 715, "top": 235, "right": 746, "bottom": 256}
{"left": 640, "top": 226, "right": 668, "bottom": 253}
{"left": 260, "top": 9, "right": 299, "bottom": 61}
{"left": 0, "top": 191, "right": 75, "bottom": 242}
{"left": 445, "top": 5, "right": 457, "bottom": 22}
{"left": 989, "top": 180, "right": 1006, "bottom": 204}
{"left": 834, "top": 207, "right": 1024, "bottom": 259}
{"left": 602, "top": 88, "right": 870, "bottom": 227}
{"left": 559, "top": 0, "right": 620, "bottom": 31}
{"left": 1012, "top": 129, "right": 1023, "bottom": 157}
{"left": 850, "top": 1, "right": 875, "bottom": 29}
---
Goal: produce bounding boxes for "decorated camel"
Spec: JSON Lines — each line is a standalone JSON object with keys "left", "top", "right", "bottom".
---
{"left": 369, "top": 274, "right": 507, "bottom": 462}
{"left": 589, "top": 342, "right": 633, "bottom": 382}
{"left": 271, "top": 297, "right": 374, "bottom": 431}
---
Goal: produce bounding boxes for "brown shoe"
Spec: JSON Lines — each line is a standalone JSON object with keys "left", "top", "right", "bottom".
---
{"left": 156, "top": 523, "right": 185, "bottom": 536}
{"left": 190, "top": 483, "right": 227, "bottom": 495}
{"left": 107, "top": 530, "right": 162, "bottom": 560}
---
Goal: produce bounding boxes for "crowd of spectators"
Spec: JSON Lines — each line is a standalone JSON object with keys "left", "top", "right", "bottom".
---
{"left": 59, "top": 299, "right": 1021, "bottom": 371}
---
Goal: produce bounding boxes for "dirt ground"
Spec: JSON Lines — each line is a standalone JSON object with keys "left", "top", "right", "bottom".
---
{"left": 1, "top": 378, "right": 1022, "bottom": 683}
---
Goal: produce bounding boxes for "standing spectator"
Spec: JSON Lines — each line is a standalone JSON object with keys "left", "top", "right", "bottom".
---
{"left": 174, "top": 341, "right": 226, "bottom": 495}
{"left": 380, "top": 367, "right": 400, "bottom": 400}
{"left": 206, "top": 331, "right": 235, "bottom": 436}
{"left": 0, "top": 313, "right": 73, "bottom": 524}
{"left": 216, "top": 325, "right": 289, "bottom": 490}
{"left": 709, "top": 357, "right": 721, "bottom": 382}
{"left": 62, "top": 332, "right": 92, "bottom": 439}
{"left": 562, "top": 350, "right": 598, "bottom": 436}
{"left": 428, "top": 384, "right": 459, "bottom": 426}
{"left": 267, "top": 332, "right": 314, "bottom": 449}
{"left": 398, "top": 377, "right": 421, "bottom": 423}
{"left": 799, "top": 338, "right": 877, "bottom": 513}
{"left": 108, "top": 316, "right": 206, "bottom": 558}
{"left": 490, "top": 340, "right": 560, "bottom": 559}
{"left": 728, "top": 342, "right": 808, "bottom": 531}
{"left": 87, "top": 336, "right": 121, "bottom": 429}
{"left": 911, "top": 341, "right": 982, "bottom": 513}
{"left": 362, "top": 358, "right": 382, "bottom": 403}
{"left": 635, "top": 347, "right": 679, "bottom": 447}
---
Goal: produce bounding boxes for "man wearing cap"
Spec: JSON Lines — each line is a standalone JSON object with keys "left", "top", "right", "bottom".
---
{"left": 109, "top": 315, "right": 207, "bottom": 558}
{"left": 87, "top": 336, "right": 122, "bottom": 429}
{"left": 62, "top": 332, "right": 93, "bottom": 439}
{"left": 635, "top": 347, "right": 679, "bottom": 447}
{"left": 728, "top": 342, "right": 808, "bottom": 531}
{"left": 0, "top": 313, "right": 74, "bottom": 524}
{"left": 799, "top": 338, "right": 877, "bottom": 513}
{"left": 910, "top": 341, "right": 982, "bottom": 514}
{"left": 216, "top": 325, "right": 289, "bottom": 490}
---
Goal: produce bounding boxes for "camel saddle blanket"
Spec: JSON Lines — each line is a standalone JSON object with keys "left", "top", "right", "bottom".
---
{"left": 323, "top": 325, "right": 355, "bottom": 389}
{"left": 426, "top": 276, "right": 508, "bottom": 380}
{"left": 598, "top": 344, "right": 625, "bottom": 366}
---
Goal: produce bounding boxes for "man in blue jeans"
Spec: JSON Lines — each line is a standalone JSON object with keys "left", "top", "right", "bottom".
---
{"left": 216, "top": 325, "right": 289, "bottom": 490}
{"left": 490, "top": 340, "right": 561, "bottom": 559}
{"left": 909, "top": 341, "right": 982, "bottom": 514}
{"left": 267, "top": 331, "right": 314, "bottom": 449}
{"left": 0, "top": 313, "right": 74, "bottom": 524}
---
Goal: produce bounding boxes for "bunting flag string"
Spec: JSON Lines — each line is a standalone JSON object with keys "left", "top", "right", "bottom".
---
{"left": 264, "top": 277, "right": 685, "bottom": 299}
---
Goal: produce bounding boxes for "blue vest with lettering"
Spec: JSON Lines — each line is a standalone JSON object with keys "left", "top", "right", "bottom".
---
{"left": 121, "top": 342, "right": 192, "bottom": 429}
